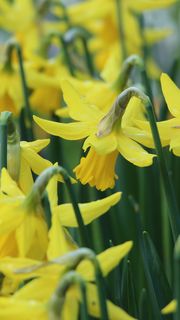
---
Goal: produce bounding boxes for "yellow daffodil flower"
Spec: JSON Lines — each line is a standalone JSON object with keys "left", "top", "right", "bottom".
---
{"left": 13, "top": 139, "right": 52, "bottom": 194}
{"left": 0, "top": 167, "right": 121, "bottom": 258}
{"left": 0, "top": 169, "right": 48, "bottom": 260}
{"left": 132, "top": 73, "right": 180, "bottom": 155}
{"left": 0, "top": 0, "right": 35, "bottom": 33}
{"left": 34, "top": 81, "right": 155, "bottom": 190}
{"left": 0, "top": 63, "right": 23, "bottom": 115}
{"left": 0, "top": 243, "right": 134, "bottom": 320}
{"left": 66, "top": 0, "right": 175, "bottom": 71}
{"left": 25, "top": 57, "right": 69, "bottom": 115}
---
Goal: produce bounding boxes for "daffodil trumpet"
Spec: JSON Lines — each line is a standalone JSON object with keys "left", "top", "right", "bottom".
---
{"left": 5, "top": 41, "right": 34, "bottom": 140}
{"left": 48, "top": 271, "right": 89, "bottom": 320}
{"left": 26, "top": 165, "right": 89, "bottom": 247}
{"left": 0, "top": 112, "right": 20, "bottom": 180}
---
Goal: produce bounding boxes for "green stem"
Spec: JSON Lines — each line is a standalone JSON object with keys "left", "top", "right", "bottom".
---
{"left": 50, "top": 248, "right": 109, "bottom": 320}
{"left": 0, "top": 113, "right": 9, "bottom": 170}
{"left": 0, "top": 111, "right": 20, "bottom": 180}
{"left": 131, "top": 199, "right": 162, "bottom": 320}
{"left": 15, "top": 44, "right": 34, "bottom": 141}
{"left": 81, "top": 37, "right": 95, "bottom": 77}
{"left": 145, "top": 100, "right": 180, "bottom": 241}
{"left": 48, "top": 271, "right": 89, "bottom": 320}
{"left": 115, "top": 0, "right": 127, "bottom": 60}
{"left": 42, "top": 191, "right": 52, "bottom": 229}
{"left": 138, "top": 14, "right": 153, "bottom": 101}
{"left": 64, "top": 176, "right": 90, "bottom": 247}
{"left": 59, "top": 36, "right": 75, "bottom": 76}
{"left": 64, "top": 27, "right": 95, "bottom": 77}
{"left": 93, "top": 259, "right": 109, "bottom": 320}
{"left": 26, "top": 166, "right": 89, "bottom": 248}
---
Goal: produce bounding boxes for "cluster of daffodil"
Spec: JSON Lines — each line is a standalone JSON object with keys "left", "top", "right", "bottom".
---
{"left": 0, "top": 0, "right": 180, "bottom": 319}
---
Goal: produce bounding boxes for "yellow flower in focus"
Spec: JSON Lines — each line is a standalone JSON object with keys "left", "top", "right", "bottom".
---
{"left": 34, "top": 81, "right": 155, "bottom": 190}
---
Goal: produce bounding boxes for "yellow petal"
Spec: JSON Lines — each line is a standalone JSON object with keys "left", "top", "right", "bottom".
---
{"left": 15, "top": 214, "right": 36, "bottom": 257}
{"left": 161, "top": 299, "right": 176, "bottom": 314}
{"left": 58, "top": 192, "right": 121, "bottom": 227}
{"left": 130, "top": 0, "right": 176, "bottom": 11}
{"left": 47, "top": 213, "right": 77, "bottom": 260}
{"left": 63, "top": 290, "right": 79, "bottom": 320}
{"left": 20, "top": 139, "right": 50, "bottom": 153}
{"left": 117, "top": 134, "right": 155, "bottom": 167}
{"left": 0, "top": 297, "right": 46, "bottom": 320}
{"left": 135, "top": 118, "right": 180, "bottom": 144}
{"left": 161, "top": 73, "right": 180, "bottom": 117}
{"left": 61, "top": 80, "right": 103, "bottom": 122}
{"left": 46, "top": 175, "right": 58, "bottom": 209}
{"left": 15, "top": 214, "right": 48, "bottom": 258}
{"left": 55, "top": 107, "right": 69, "bottom": 118}
{"left": 122, "top": 126, "right": 155, "bottom": 148}
{"left": 33, "top": 115, "right": 92, "bottom": 140}
{"left": 0, "top": 203, "right": 24, "bottom": 235}
{"left": 19, "top": 157, "right": 34, "bottom": 194}
{"left": 83, "top": 132, "right": 117, "bottom": 154}
{"left": 0, "top": 168, "right": 23, "bottom": 197}
{"left": 0, "top": 232, "right": 18, "bottom": 258}
{"left": 170, "top": 136, "right": 180, "bottom": 156}
{"left": 22, "top": 147, "right": 52, "bottom": 176}
{"left": 86, "top": 283, "right": 136, "bottom": 320}
{"left": 0, "top": 257, "right": 40, "bottom": 281}
{"left": 145, "top": 28, "right": 172, "bottom": 45}
{"left": 77, "top": 241, "right": 133, "bottom": 281}
{"left": 27, "top": 217, "right": 48, "bottom": 260}
{"left": 15, "top": 276, "right": 57, "bottom": 302}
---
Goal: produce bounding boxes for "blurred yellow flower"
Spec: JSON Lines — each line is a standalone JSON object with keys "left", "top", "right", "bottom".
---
{"left": 66, "top": 0, "right": 175, "bottom": 72}
{"left": 0, "top": 63, "right": 23, "bottom": 115}
{"left": 0, "top": 243, "right": 134, "bottom": 320}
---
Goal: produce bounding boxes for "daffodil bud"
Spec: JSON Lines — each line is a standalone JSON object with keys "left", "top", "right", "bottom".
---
{"left": 97, "top": 86, "right": 149, "bottom": 137}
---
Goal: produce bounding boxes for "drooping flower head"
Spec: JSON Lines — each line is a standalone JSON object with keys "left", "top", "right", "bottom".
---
{"left": 34, "top": 81, "right": 155, "bottom": 190}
